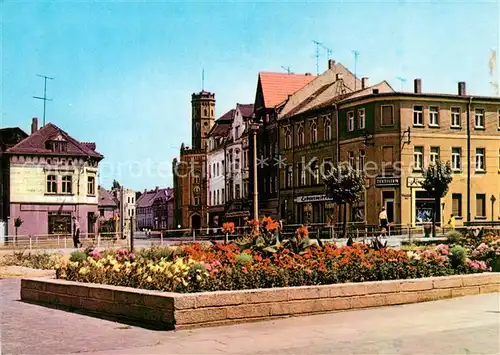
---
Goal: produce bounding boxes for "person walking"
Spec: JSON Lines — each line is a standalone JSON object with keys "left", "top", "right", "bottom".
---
{"left": 72, "top": 216, "right": 81, "bottom": 248}
{"left": 379, "top": 207, "right": 388, "bottom": 237}
{"left": 447, "top": 213, "right": 456, "bottom": 232}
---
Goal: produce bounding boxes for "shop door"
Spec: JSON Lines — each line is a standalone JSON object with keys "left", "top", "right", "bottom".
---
{"left": 383, "top": 191, "right": 395, "bottom": 223}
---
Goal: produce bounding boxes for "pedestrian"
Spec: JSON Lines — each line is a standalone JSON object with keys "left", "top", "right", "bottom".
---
{"left": 379, "top": 207, "right": 388, "bottom": 237}
{"left": 72, "top": 216, "right": 81, "bottom": 248}
{"left": 447, "top": 213, "right": 456, "bottom": 231}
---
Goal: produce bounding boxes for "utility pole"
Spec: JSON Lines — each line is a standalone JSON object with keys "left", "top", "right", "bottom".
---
{"left": 33, "top": 74, "right": 54, "bottom": 126}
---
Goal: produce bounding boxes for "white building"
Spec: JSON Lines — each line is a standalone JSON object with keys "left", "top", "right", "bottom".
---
{"left": 111, "top": 187, "right": 136, "bottom": 236}
{"left": 207, "top": 109, "right": 233, "bottom": 228}
{"left": 225, "top": 104, "right": 253, "bottom": 225}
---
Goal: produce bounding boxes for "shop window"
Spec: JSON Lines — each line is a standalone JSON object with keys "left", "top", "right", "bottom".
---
{"left": 452, "top": 193, "right": 462, "bottom": 217}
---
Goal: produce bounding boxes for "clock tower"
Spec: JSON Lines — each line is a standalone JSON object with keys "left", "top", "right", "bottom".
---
{"left": 191, "top": 91, "right": 215, "bottom": 150}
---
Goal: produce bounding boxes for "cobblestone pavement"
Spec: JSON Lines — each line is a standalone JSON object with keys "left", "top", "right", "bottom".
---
{"left": 1, "top": 278, "right": 499, "bottom": 355}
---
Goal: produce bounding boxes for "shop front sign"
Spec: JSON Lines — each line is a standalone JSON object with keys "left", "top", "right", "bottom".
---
{"left": 375, "top": 176, "right": 400, "bottom": 187}
{"left": 294, "top": 195, "right": 334, "bottom": 203}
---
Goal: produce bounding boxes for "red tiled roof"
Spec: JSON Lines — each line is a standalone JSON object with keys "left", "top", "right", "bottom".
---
{"left": 208, "top": 109, "right": 234, "bottom": 137}
{"left": 98, "top": 187, "right": 117, "bottom": 208}
{"left": 258, "top": 72, "right": 316, "bottom": 108}
{"left": 236, "top": 103, "right": 254, "bottom": 118}
{"left": 6, "top": 123, "right": 103, "bottom": 159}
{"left": 136, "top": 187, "right": 172, "bottom": 208}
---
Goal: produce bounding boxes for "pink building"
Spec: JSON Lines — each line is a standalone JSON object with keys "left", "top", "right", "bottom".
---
{"left": 6, "top": 118, "right": 103, "bottom": 237}
{"left": 136, "top": 187, "right": 174, "bottom": 230}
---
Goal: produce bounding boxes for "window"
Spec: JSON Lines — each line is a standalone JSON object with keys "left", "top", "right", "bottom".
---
{"left": 323, "top": 158, "right": 333, "bottom": 177}
{"left": 475, "top": 148, "right": 485, "bottom": 171}
{"left": 413, "top": 105, "right": 423, "bottom": 126}
{"left": 310, "top": 122, "right": 318, "bottom": 143}
{"left": 235, "top": 158, "right": 240, "bottom": 171}
{"left": 451, "top": 107, "right": 461, "bottom": 128}
{"left": 452, "top": 194, "right": 462, "bottom": 217}
{"left": 212, "top": 164, "right": 215, "bottom": 177}
{"left": 359, "top": 150, "right": 365, "bottom": 171}
{"left": 209, "top": 191, "right": 211, "bottom": 205}
{"left": 285, "top": 128, "right": 292, "bottom": 149}
{"left": 311, "top": 160, "right": 320, "bottom": 184}
{"left": 430, "top": 147, "right": 440, "bottom": 165}
{"left": 235, "top": 184, "right": 240, "bottom": 199}
{"left": 298, "top": 163, "right": 305, "bottom": 186}
{"left": 348, "top": 111, "right": 355, "bottom": 131}
{"left": 474, "top": 109, "right": 484, "bottom": 129}
{"left": 235, "top": 126, "right": 240, "bottom": 139}
{"left": 381, "top": 105, "right": 394, "bottom": 126}
{"left": 358, "top": 108, "right": 365, "bottom": 129}
{"left": 414, "top": 146, "right": 424, "bottom": 170}
{"left": 324, "top": 119, "right": 332, "bottom": 140}
{"left": 245, "top": 150, "right": 249, "bottom": 168}
{"left": 286, "top": 165, "right": 293, "bottom": 188}
{"left": 297, "top": 125, "right": 304, "bottom": 145}
{"left": 46, "top": 175, "right": 57, "bottom": 193}
{"left": 221, "top": 188, "right": 225, "bottom": 203}
{"left": 476, "top": 194, "right": 486, "bottom": 217}
{"left": 498, "top": 149, "right": 500, "bottom": 171}
{"left": 194, "top": 196, "right": 201, "bottom": 206}
{"left": 452, "top": 147, "right": 462, "bottom": 171}
{"left": 217, "top": 190, "right": 220, "bottom": 205}
{"left": 62, "top": 175, "right": 72, "bottom": 194}
{"left": 429, "top": 106, "right": 439, "bottom": 126}
{"left": 87, "top": 176, "right": 96, "bottom": 195}
{"left": 263, "top": 178, "right": 267, "bottom": 193}
{"left": 498, "top": 109, "right": 500, "bottom": 129}
{"left": 213, "top": 191, "right": 216, "bottom": 205}
{"left": 382, "top": 146, "right": 394, "bottom": 169}
{"left": 348, "top": 151, "right": 355, "bottom": 168}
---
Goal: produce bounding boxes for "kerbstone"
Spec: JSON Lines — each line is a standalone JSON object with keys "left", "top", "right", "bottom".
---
{"left": 349, "top": 294, "right": 386, "bottom": 309}
{"left": 88, "top": 287, "right": 114, "bottom": 301}
{"left": 451, "top": 286, "right": 480, "bottom": 297}
{"left": 287, "top": 286, "right": 330, "bottom": 300}
{"left": 226, "top": 304, "right": 271, "bottom": 319}
{"left": 401, "top": 280, "right": 433, "bottom": 292}
{"left": 385, "top": 292, "right": 420, "bottom": 305}
{"left": 365, "top": 280, "right": 401, "bottom": 294}
{"left": 479, "top": 284, "right": 500, "bottom": 293}
{"left": 433, "top": 277, "right": 462, "bottom": 289}
{"left": 329, "top": 283, "right": 367, "bottom": 297}
{"left": 462, "top": 274, "right": 500, "bottom": 287}
{"left": 175, "top": 307, "right": 227, "bottom": 325}
{"left": 418, "top": 288, "right": 452, "bottom": 302}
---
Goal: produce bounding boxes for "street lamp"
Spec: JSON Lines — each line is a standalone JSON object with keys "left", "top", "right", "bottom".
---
{"left": 249, "top": 119, "right": 261, "bottom": 225}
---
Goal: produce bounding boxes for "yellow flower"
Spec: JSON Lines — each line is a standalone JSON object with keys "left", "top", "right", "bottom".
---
{"left": 79, "top": 267, "right": 89, "bottom": 275}
{"left": 146, "top": 276, "right": 153, "bottom": 283}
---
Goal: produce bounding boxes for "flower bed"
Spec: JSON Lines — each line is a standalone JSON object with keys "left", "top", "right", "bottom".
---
{"left": 55, "top": 218, "right": 500, "bottom": 293}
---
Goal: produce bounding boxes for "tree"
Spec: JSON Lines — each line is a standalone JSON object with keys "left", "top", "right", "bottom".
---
{"left": 324, "top": 163, "right": 365, "bottom": 241}
{"left": 112, "top": 180, "right": 121, "bottom": 189}
{"left": 420, "top": 160, "right": 453, "bottom": 238}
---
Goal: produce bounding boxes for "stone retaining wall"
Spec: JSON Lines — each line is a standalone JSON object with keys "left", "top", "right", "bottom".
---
{"left": 21, "top": 273, "right": 500, "bottom": 330}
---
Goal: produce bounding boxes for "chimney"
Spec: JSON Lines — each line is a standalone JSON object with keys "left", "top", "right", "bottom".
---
{"left": 155, "top": 186, "right": 159, "bottom": 192}
{"left": 31, "top": 117, "right": 38, "bottom": 134}
{"left": 328, "top": 59, "right": 336, "bottom": 70}
{"left": 458, "top": 81, "right": 466, "bottom": 96}
{"left": 414, "top": 79, "right": 422, "bottom": 94}
{"left": 336, "top": 73, "right": 343, "bottom": 81}
{"left": 361, "top": 77, "right": 369, "bottom": 90}
{"left": 305, "top": 73, "right": 312, "bottom": 76}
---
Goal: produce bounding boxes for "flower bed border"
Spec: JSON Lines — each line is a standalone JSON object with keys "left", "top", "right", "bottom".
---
{"left": 21, "top": 273, "right": 499, "bottom": 330}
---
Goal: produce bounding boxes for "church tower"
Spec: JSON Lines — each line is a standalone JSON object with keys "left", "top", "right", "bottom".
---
{"left": 191, "top": 91, "right": 215, "bottom": 150}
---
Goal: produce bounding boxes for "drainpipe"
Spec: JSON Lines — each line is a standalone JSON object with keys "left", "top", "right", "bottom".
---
{"left": 333, "top": 104, "right": 340, "bottom": 164}
{"left": 466, "top": 96, "right": 473, "bottom": 223}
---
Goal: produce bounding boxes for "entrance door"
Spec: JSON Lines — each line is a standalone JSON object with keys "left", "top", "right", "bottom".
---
{"left": 191, "top": 214, "right": 201, "bottom": 230}
{"left": 87, "top": 212, "right": 95, "bottom": 238}
{"left": 382, "top": 191, "right": 395, "bottom": 223}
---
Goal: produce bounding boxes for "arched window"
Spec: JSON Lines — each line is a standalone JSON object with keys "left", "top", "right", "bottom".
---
{"left": 204, "top": 109, "right": 208, "bottom": 116}
{"left": 216, "top": 163, "right": 219, "bottom": 176}
{"left": 297, "top": 125, "right": 304, "bottom": 146}
{"left": 310, "top": 121, "right": 317, "bottom": 143}
{"left": 285, "top": 128, "right": 292, "bottom": 149}
{"left": 324, "top": 119, "right": 332, "bottom": 140}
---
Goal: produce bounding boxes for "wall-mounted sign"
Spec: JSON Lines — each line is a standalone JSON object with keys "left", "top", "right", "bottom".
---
{"left": 294, "top": 195, "right": 334, "bottom": 203}
{"left": 375, "top": 176, "right": 400, "bottom": 187}
{"left": 325, "top": 202, "right": 336, "bottom": 209}
{"left": 407, "top": 176, "right": 424, "bottom": 188}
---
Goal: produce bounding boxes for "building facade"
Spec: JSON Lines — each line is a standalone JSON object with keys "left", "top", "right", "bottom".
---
{"left": 6, "top": 119, "right": 103, "bottom": 236}
{"left": 278, "top": 77, "right": 500, "bottom": 227}
{"left": 136, "top": 187, "right": 174, "bottom": 230}
{"left": 172, "top": 91, "right": 215, "bottom": 230}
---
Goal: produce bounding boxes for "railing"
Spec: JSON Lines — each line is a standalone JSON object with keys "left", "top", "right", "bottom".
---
{"left": 0, "top": 232, "right": 127, "bottom": 251}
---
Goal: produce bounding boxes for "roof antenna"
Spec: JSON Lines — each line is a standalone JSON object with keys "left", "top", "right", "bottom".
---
{"left": 312, "top": 40, "right": 321, "bottom": 75}
{"left": 281, "top": 66, "right": 291, "bottom": 74}
{"left": 201, "top": 69, "right": 205, "bottom": 91}
{"left": 396, "top": 76, "right": 407, "bottom": 91}
{"left": 33, "top": 74, "right": 54, "bottom": 126}
{"left": 352, "top": 50, "right": 359, "bottom": 90}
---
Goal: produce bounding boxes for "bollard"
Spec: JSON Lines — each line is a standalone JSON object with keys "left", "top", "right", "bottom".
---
{"left": 64, "top": 236, "right": 67, "bottom": 248}
{"left": 160, "top": 232, "right": 164, "bottom": 246}
{"left": 57, "top": 235, "right": 60, "bottom": 248}
{"left": 356, "top": 228, "right": 359, "bottom": 240}
{"left": 97, "top": 233, "right": 101, "bottom": 248}
{"left": 29, "top": 235, "right": 32, "bottom": 251}
{"left": 192, "top": 229, "right": 195, "bottom": 242}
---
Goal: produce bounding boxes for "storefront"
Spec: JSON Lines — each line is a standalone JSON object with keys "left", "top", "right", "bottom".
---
{"left": 293, "top": 194, "right": 334, "bottom": 225}
{"left": 375, "top": 176, "right": 400, "bottom": 225}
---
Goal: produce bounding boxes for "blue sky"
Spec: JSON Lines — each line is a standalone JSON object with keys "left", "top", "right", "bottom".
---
{"left": 2, "top": 1, "right": 499, "bottom": 191}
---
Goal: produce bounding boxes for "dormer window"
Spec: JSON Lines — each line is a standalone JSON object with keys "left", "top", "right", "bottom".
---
{"left": 45, "top": 135, "right": 68, "bottom": 153}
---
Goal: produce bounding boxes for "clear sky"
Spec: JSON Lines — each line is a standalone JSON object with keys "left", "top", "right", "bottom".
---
{"left": 2, "top": 0, "right": 499, "bottom": 191}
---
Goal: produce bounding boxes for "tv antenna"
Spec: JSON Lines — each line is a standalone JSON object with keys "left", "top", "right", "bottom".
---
{"left": 352, "top": 50, "right": 360, "bottom": 90}
{"left": 281, "top": 66, "right": 292, "bottom": 74}
{"left": 33, "top": 74, "right": 54, "bottom": 126}
{"left": 201, "top": 69, "right": 205, "bottom": 91}
{"left": 396, "top": 76, "right": 407, "bottom": 91}
{"left": 312, "top": 40, "right": 333, "bottom": 75}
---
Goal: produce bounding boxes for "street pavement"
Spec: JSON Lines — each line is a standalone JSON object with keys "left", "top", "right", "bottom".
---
{"left": 1, "top": 278, "right": 499, "bottom": 354}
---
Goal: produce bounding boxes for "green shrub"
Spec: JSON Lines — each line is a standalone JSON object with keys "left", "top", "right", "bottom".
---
{"left": 69, "top": 250, "right": 87, "bottom": 262}
{"left": 449, "top": 245, "right": 467, "bottom": 269}
{"left": 135, "top": 245, "right": 176, "bottom": 261}
{"left": 1, "top": 250, "right": 62, "bottom": 270}
{"left": 235, "top": 253, "right": 252, "bottom": 265}
{"left": 446, "top": 230, "right": 464, "bottom": 244}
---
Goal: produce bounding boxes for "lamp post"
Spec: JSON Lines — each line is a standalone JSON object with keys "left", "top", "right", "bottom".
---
{"left": 250, "top": 121, "right": 261, "bottom": 227}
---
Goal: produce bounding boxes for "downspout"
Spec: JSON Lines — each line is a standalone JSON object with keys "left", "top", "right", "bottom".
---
{"left": 333, "top": 104, "right": 340, "bottom": 164}
{"left": 467, "top": 96, "right": 473, "bottom": 223}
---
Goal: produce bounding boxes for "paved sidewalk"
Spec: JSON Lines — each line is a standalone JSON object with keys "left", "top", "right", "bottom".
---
{"left": 1, "top": 278, "right": 499, "bottom": 354}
